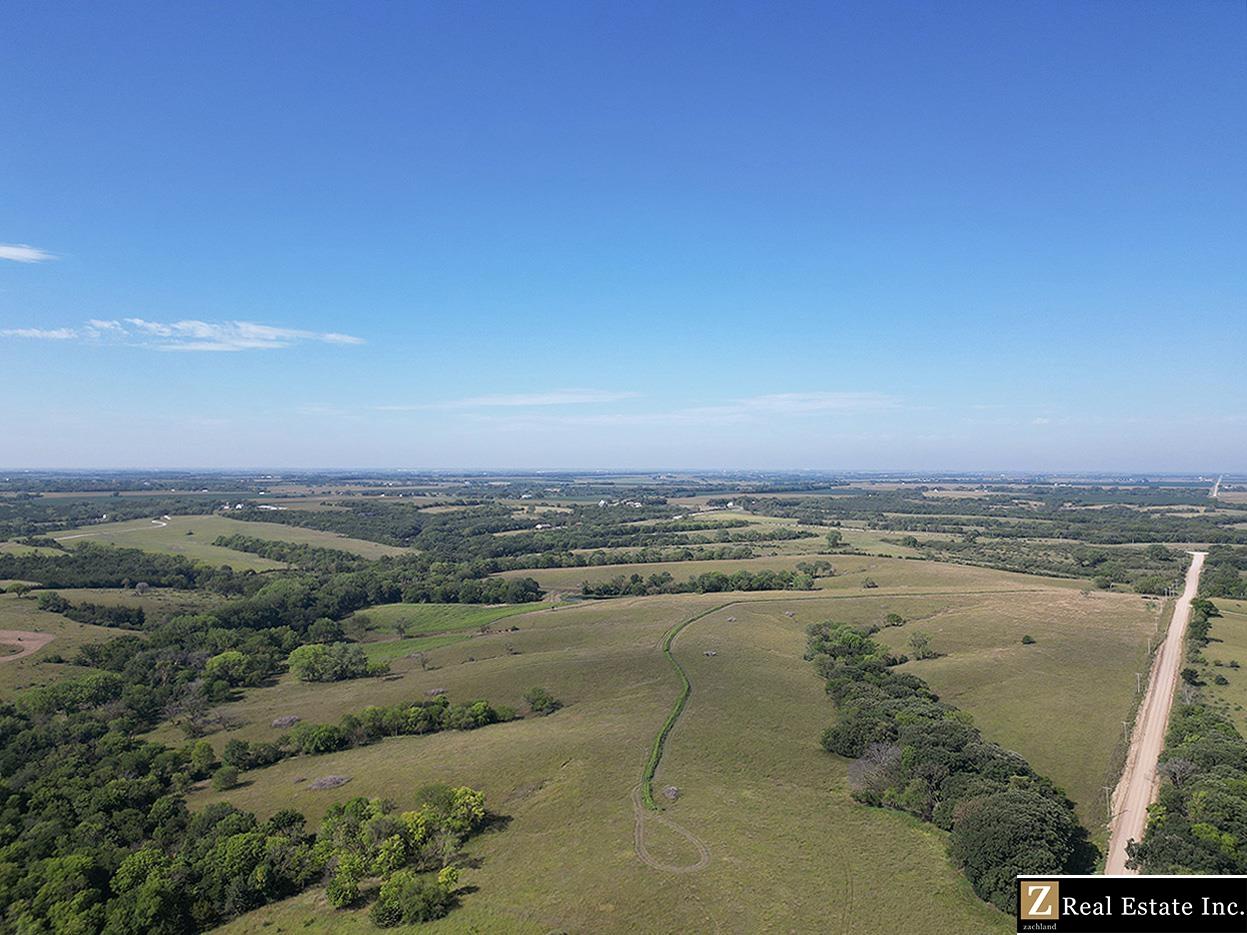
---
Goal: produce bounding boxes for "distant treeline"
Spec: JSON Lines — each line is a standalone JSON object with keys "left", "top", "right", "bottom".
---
{"left": 213, "top": 534, "right": 370, "bottom": 572}
{"left": 807, "top": 620, "right": 1091, "bottom": 912}
{"left": 0, "top": 493, "right": 224, "bottom": 539}
{"left": 580, "top": 562, "right": 834, "bottom": 597}
{"left": 0, "top": 543, "right": 238, "bottom": 590}
{"left": 890, "top": 538, "right": 1190, "bottom": 590}
{"left": 750, "top": 489, "right": 1247, "bottom": 545}
{"left": 227, "top": 502, "right": 814, "bottom": 565}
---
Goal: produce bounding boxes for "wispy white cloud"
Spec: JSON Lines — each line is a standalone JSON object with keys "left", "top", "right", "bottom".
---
{"left": 377, "top": 389, "right": 640, "bottom": 411}
{"left": 1, "top": 318, "right": 365, "bottom": 351}
{"left": 736, "top": 392, "right": 897, "bottom": 414}
{"left": 0, "top": 327, "right": 78, "bottom": 339}
{"left": 0, "top": 243, "right": 56, "bottom": 263}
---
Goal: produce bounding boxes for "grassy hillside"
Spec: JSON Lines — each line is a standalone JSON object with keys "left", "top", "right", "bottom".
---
{"left": 52, "top": 514, "right": 409, "bottom": 568}
{"left": 194, "top": 558, "right": 1153, "bottom": 932}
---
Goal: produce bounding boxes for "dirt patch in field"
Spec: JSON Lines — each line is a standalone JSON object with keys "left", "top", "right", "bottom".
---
{"left": 0, "top": 631, "right": 54, "bottom": 663}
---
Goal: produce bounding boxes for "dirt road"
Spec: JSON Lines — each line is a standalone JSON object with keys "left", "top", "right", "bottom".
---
{"left": 1105, "top": 551, "right": 1207, "bottom": 873}
{"left": 0, "top": 630, "right": 55, "bottom": 663}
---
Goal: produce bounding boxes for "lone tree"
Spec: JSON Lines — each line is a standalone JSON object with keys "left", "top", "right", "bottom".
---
{"left": 908, "top": 632, "right": 936, "bottom": 660}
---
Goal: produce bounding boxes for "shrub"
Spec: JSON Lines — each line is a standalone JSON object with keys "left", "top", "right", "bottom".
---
{"left": 523, "top": 686, "right": 562, "bottom": 716}
{"left": 370, "top": 870, "right": 453, "bottom": 926}
{"left": 211, "top": 765, "right": 240, "bottom": 791}
{"left": 1021, "top": 634, "right": 1036, "bottom": 645}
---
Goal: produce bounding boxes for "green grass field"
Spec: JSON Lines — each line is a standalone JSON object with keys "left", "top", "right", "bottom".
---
{"left": 51, "top": 586, "right": 224, "bottom": 615}
{"left": 196, "top": 557, "right": 1153, "bottom": 933}
{"left": 0, "top": 593, "right": 127, "bottom": 696}
{"left": 52, "top": 514, "right": 409, "bottom": 568}
{"left": 355, "top": 602, "right": 549, "bottom": 638}
{"left": 1205, "top": 599, "right": 1247, "bottom": 732}
{"left": 0, "top": 541, "right": 64, "bottom": 557}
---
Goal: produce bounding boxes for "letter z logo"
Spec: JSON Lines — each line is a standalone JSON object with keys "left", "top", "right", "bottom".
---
{"left": 1021, "top": 881, "right": 1059, "bottom": 920}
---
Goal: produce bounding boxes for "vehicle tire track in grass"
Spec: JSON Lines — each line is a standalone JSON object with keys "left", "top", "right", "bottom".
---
{"left": 631, "top": 785, "right": 711, "bottom": 873}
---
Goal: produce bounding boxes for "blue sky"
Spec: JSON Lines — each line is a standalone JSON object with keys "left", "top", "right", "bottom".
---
{"left": 2, "top": 1, "right": 1243, "bottom": 471}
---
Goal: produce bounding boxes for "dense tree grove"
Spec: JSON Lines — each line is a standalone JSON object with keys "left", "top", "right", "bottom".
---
{"left": 0, "top": 664, "right": 491, "bottom": 931}
{"left": 222, "top": 695, "right": 518, "bottom": 769}
{"left": 286, "top": 642, "right": 385, "bottom": 682}
{"left": 37, "top": 591, "right": 146, "bottom": 629}
{"left": 1200, "top": 546, "right": 1247, "bottom": 600}
{"left": 581, "top": 563, "right": 833, "bottom": 597}
{"left": 0, "top": 544, "right": 238, "bottom": 590}
{"left": 0, "top": 577, "right": 500, "bottom": 932}
{"left": 213, "top": 534, "right": 370, "bottom": 572}
{"left": 806, "top": 621, "right": 1090, "bottom": 912}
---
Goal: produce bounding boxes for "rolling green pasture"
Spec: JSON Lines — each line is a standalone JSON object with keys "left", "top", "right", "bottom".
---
{"left": 0, "top": 542, "right": 63, "bottom": 557}
{"left": 199, "top": 556, "right": 1151, "bottom": 934}
{"left": 872, "top": 588, "right": 1162, "bottom": 831}
{"left": 355, "top": 601, "right": 549, "bottom": 638}
{"left": 1205, "top": 599, "right": 1247, "bottom": 732}
{"left": 201, "top": 592, "right": 1009, "bottom": 934}
{"left": 52, "top": 514, "right": 408, "bottom": 567}
{"left": 0, "top": 593, "right": 126, "bottom": 696}
{"left": 51, "top": 586, "right": 223, "bottom": 616}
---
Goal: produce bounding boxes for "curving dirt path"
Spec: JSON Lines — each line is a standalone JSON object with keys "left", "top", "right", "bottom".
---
{"left": 0, "top": 630, "right": 54, "bottom": 663}
{"left": 631, "top": 784, "right": 711, "bottom": 873}
{"left": 1105, "top": 551, "right": 1207, "bottom": 873}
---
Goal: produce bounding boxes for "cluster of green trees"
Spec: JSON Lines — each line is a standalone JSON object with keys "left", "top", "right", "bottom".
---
{"left": 0, "top": 543, "right": 242, "bottom": 590}
{"left": 497, "top": 544, "right": 759, "bottom": 569}
{"left": 37, "top": 591, "right": 146, "bottom": 628}
{"left": 581, "top": 566, "right": 827, "bottom": 597}
{"left": 221, "top": 694, "right": 525, "bottom": 769}
{"left": 286, "top": 641, "right": 386, "bottom": 681}
{"left": 0, "top": 660, "right": 462, "bottom": 933}
{"left": 1200, "top": 546, "right": 1247, "bottom": 600}
{"left": 319, "top": 789, "right": 488, "bottom": 923}
{"left": 806, "top": 621, "right": 1090, "bottom": 912}
{"left": 0, "top": 573, "right": 501, "bottom": 932}
{"left": 213, "top": 533, "right": 369, "bottom": 572}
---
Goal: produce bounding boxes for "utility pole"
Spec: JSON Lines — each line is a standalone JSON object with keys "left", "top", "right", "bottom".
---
{"left": 1136, "top": 672, "right": 1142, "bottom": 694}
{"left": 1123, "top": 720, "right": 1130, "bottom": 742}
{"left": 1103, "top": 784, "right": 1114, "bottom": 817}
